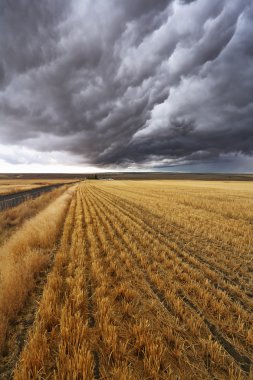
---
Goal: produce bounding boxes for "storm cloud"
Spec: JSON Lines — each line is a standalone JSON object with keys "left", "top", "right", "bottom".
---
{"left": 0, "top": 0, "right": 253, "bottom": 171}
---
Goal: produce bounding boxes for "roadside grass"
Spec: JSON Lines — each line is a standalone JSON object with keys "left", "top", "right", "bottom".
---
{"left": 0, "top": 187, "right": 75, "bottom": 353}
{"left": 0, "top": 186, "right": 67, "bottom": 245}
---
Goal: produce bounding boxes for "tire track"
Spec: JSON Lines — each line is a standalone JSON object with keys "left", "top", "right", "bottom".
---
{"left": 178, "top": 291, "right": 252, "bottom": 374}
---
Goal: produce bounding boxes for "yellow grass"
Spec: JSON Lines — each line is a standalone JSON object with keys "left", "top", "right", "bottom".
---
{"left": 12, "top": 180, "right": 253, "bottom": 379}
{"left": 0, "top": 186, "right": 68, "bottom": 245}
{"left": 0, "top": 186, "right": 75, "bottom": 353}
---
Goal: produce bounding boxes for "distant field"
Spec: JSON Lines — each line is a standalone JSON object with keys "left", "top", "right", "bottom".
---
{"left": 0, "top": 180, "right": 252, "bottom": 379}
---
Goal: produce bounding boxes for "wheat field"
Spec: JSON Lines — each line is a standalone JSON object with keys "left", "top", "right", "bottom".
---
{"left": 0, "top": 180, "right": 252, "bottom": 379}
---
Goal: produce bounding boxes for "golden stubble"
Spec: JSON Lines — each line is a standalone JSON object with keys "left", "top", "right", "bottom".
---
{"left": 12, "top": 180, "right": 253, "bottom": 379}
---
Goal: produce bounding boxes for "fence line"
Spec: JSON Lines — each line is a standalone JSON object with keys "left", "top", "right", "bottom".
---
{"left": 0, "top": 184, "right": 65, "bottom": 212}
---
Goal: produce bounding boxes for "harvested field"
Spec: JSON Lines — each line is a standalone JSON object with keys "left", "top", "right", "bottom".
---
{"left": 0, "top": 180, "right": 252, "bottom": 379}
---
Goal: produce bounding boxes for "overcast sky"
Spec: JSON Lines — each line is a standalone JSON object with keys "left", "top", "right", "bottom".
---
{"left": 0, "top": 0, "right": 253, "bottom": 173}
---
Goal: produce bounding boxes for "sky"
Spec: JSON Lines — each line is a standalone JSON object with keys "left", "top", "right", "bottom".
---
{"left": 0, "top": 0, "right": 253, "bottom": 173}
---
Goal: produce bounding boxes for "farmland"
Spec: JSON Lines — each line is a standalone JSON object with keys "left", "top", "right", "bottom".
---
{"left": 0, "top": 180, "right": 252, "bottom": 379}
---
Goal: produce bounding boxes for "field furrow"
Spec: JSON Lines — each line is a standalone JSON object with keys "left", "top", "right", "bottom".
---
{"left": 92, "top": 185, "right": 253, "bottom": 295}
{"left": 5, "top": 180, "right": 252, "bottom": 380}
{"left": 83, "top": 185, "right": 208, "bottom": 378}
{"left": 88, "top": 185, "right": 253, "bottom": 328}
{"left": 93, "top": 184, "right": 252, "bottom": 267}
{"left": 83, "top": 183, "right": 251, "bottom": 378}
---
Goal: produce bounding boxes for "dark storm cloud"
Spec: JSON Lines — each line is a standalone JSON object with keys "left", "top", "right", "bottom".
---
{"left": 0, "top": 0, "right": 253, "bottom": 170}
{"left": 180, "top": 0, "right": 197, "bottom": 4}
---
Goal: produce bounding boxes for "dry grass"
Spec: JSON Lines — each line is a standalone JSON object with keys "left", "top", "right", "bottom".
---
{"left": 0, "top": 187, "right": 75, "bottom": 354}
{"left": 0, "top": 186, "right": 68, "bottom": 245}
{"left": 12, "top": 180, "right": 253, "bottom": 379}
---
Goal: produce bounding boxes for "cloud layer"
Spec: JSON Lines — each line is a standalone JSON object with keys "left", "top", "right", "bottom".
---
{"left": 0, "top": 0, "right": 253, "bottom": 171}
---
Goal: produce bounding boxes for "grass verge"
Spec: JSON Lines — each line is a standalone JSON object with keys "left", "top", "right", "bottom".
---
{"left": 0, "top": 186, "right": 75, "bottom": 353}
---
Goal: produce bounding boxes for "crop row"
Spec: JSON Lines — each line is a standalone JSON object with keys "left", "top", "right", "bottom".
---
{"left": 14, "top": 182, "right": 252, "bottom": 379}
